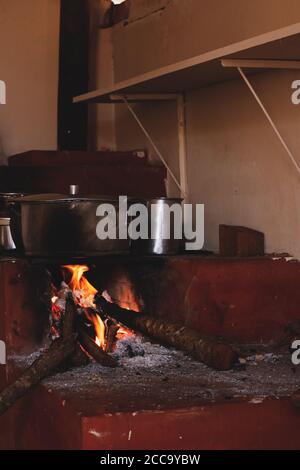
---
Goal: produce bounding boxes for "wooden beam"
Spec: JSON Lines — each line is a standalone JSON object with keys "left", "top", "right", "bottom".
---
{"left": 222, "top": 59, "right": 300, "bottom": 69}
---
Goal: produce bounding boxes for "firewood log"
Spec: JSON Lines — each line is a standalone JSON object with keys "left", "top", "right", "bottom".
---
{"left": 60, "top": 343, "right": 90, "bottom": 371}
{"left": 77, "top": 321, "right": 117, "bottom": 368}
{"left": 0, "top": 335, "right": 77, "bottom": 416}
{"left": 62, "top": 293, "right": 77, "bottom": 338}
{"left": 95, "top": 296, "right": 238, "bottom": 371}
{"left": 104, "top": 320, "right": 119, "bottom": 353}
{"left": 0, "top": 295, "right": 79, "bottom": 416}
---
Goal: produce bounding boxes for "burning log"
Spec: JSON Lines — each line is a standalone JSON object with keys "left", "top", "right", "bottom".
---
{"left": 62, "top": 292, "right": 77, "bottom": 338}
{"left": 77, "top": 320, "right": 117, "bottom": 368}
{"left": 96, "top": 296, "right": 238, "bottom": 371}
{"left": 0, "top": 336, "right": 77, "bottom": 416}
{"left": 53, "top": 276, "right": 119, "bottom": 367}
{"left": 61, "top": 265, "right": 119, "bottom": 363}
{"left": 60, "top": 343, "right": 90, "bottom": 370}
{"left": 58, "top": 295, "right": 91, "bottom": 370}
{"left": 0, "top": 284, "right": 122, "bottom": 416}
{"left": 104, "top": 320, "right": 119, "bottom": 353}
{"left": 0, "top": 295, "right": 78, "bottom": 416}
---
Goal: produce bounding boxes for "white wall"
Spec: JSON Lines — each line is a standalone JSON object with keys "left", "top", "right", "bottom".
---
{"left": 106, "top": 0, "right": 300, "bottom": 256}
{"left": 186, "top": 70, "right": 300, "bottom": 255}
{"left": 0, "top": 0, "right": 60, "bottom": 158}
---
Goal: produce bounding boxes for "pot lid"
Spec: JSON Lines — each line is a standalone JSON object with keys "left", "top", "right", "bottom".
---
{"left": 10, "top": 193, "right": 119, "bottom": 204}
{"left": 0, "top": 192, "right": 26, "bottom": 198}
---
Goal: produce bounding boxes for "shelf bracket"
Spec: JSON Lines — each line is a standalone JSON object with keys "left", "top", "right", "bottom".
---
{"left": 231, "top": 66, "right": 300, "bottom": 178}
{"left": 222, "top": 59, "right": 300, "bottom": 70}
{"left": 113, "top": 94, "right": 189, "bottom": 199}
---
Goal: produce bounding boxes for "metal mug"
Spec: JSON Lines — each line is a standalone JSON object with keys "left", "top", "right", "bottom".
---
{"left": 0, "top": 218, "right": 16, "bottom": 251}
{"left": 129, "top": 197, "right": 184, "bottom": 255}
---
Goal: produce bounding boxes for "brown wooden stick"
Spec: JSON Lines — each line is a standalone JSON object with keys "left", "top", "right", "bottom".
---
{"left": 81, "top": 307, "right": 118, "bottom": 353}
{"left": 59, "top": 343, "right": 90, "bottom": 371}
{"left": 0, "top": 335, "right": 76, "bottom": 416}
{"left": 77, "top": 322, "right": 117, "bottom": 368}
{"left": 62, "top": 293, "right": 77, "bottom": 339}
{"left": 60, "top": 295, "right": 90, "bottom": 368}
{"left": 0, "top": 295, "right": 81, "bottom": 416}
{"left": 104, "top": 320, "right": 119, "bottom": 353}
{"left": 96, "top": 296, "right": 238, "bottom": 371}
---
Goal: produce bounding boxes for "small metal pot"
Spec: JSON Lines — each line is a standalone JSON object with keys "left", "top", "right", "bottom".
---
{"left": 0, "top": 218, "right": 16, "bottom": 252}
{"left": 129, "top": 197, "right": 184, "bottom": 255}
{"left": 9, "top": 193, "right": 129, "bottom": 258}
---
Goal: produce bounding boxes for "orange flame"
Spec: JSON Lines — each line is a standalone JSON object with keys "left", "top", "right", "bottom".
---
{"left": 117, "top": 277, "right": 140, "bottom": 312}
{"left": 63, "top": 265, "right": 106, "bottom": 348}
{"left": 62, "top": 265, "right": 139, "bottom": 351}
{"left": 85, "top": 309, "right": 106, "bottom": 349}
{"left": 63, "top": 265, "right": 97, "bottom": 307}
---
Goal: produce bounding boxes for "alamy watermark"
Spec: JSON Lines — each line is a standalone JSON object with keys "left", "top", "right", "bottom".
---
{"left": 0, "top": 80, "right": 6, "bottom": 104}
{"left": 0, "top": 341, "right": 6, "bottom": 365}
{"left": 291, "top": 80, "right": 300, "bottom": 105}
{"left": 291, "top": 340, "right": 300, "bottom": 366}
{"left": 95, "top": 196, "right": 204, "bottom": 251}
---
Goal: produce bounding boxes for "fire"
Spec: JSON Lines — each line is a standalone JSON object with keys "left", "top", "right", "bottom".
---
{"left": 52, "top": 265, "right": 139, "bottom": 352}
{"left": 63, "top": 265, "right": 97, "bottom": 308}
{"left": 62, "top": 265, "right": 108, "bottom": 349}
{"left": 94, "top": 315, "right": 105, "bottom": 348}
{"left": 116, "top": 274, "right": 140, "bottom": 312}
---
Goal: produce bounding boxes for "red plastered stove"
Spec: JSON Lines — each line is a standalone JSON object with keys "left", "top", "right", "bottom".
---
{"left": 0, "top": 255, "right": 300, "bottom": 450}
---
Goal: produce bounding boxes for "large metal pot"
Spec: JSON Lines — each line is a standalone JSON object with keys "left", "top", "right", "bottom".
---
{"left": 9, "top": 193, "right": 129, "bottom": 258}
{"left": 129, "top": 197, "right": 184, "bottom": 255}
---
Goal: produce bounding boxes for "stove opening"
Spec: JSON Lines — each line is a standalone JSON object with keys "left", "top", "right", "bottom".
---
{"left": 50, "top": 264, "right": 141, "bottom": 356}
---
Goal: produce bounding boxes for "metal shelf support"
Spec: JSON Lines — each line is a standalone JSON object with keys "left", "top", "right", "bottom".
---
{"left": 222, "top": 59, "right": 300, "bottom": 178}
{"left": 110, "top": 93, "right": 189, "bottom": 199}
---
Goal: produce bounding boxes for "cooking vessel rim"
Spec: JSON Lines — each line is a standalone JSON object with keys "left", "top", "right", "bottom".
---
{"left": 8, "top": 193, "right": 120, "bottom": 204}
{"left": 128, "top": 197, "right": 184, "bottom": 203}
{"left": 0, "top": 192, "right": 26, "bottom": 197}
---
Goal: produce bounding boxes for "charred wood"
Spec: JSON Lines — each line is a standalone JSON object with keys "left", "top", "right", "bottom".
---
{"left": 0, "top": 335, "right": 76, "bottom": 416}
{"left": 60, "top": 343, "right": 90, "bottom": 371}
{"left": 0, "top": 295, "right": 79, "bottom": 416}
{"left": 77, "top": 321, "right": 117, "bottom": 368}
{"left": 96, "top": 296, "right": 238, "bottom": 371}
{"left": 104, "top": 320, "right": 119, "bottom": 353}
{"left": 62, "top": 293, "right": 77, "bottom": 338}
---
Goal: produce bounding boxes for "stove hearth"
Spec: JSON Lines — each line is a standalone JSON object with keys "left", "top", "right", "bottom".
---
{"left": 1, "top": 254, "right": 300, "bottom": 449}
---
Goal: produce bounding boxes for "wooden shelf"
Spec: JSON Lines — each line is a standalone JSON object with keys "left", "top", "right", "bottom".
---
{"left": 74, "top": 23, "right": 300, "bottom": 104}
